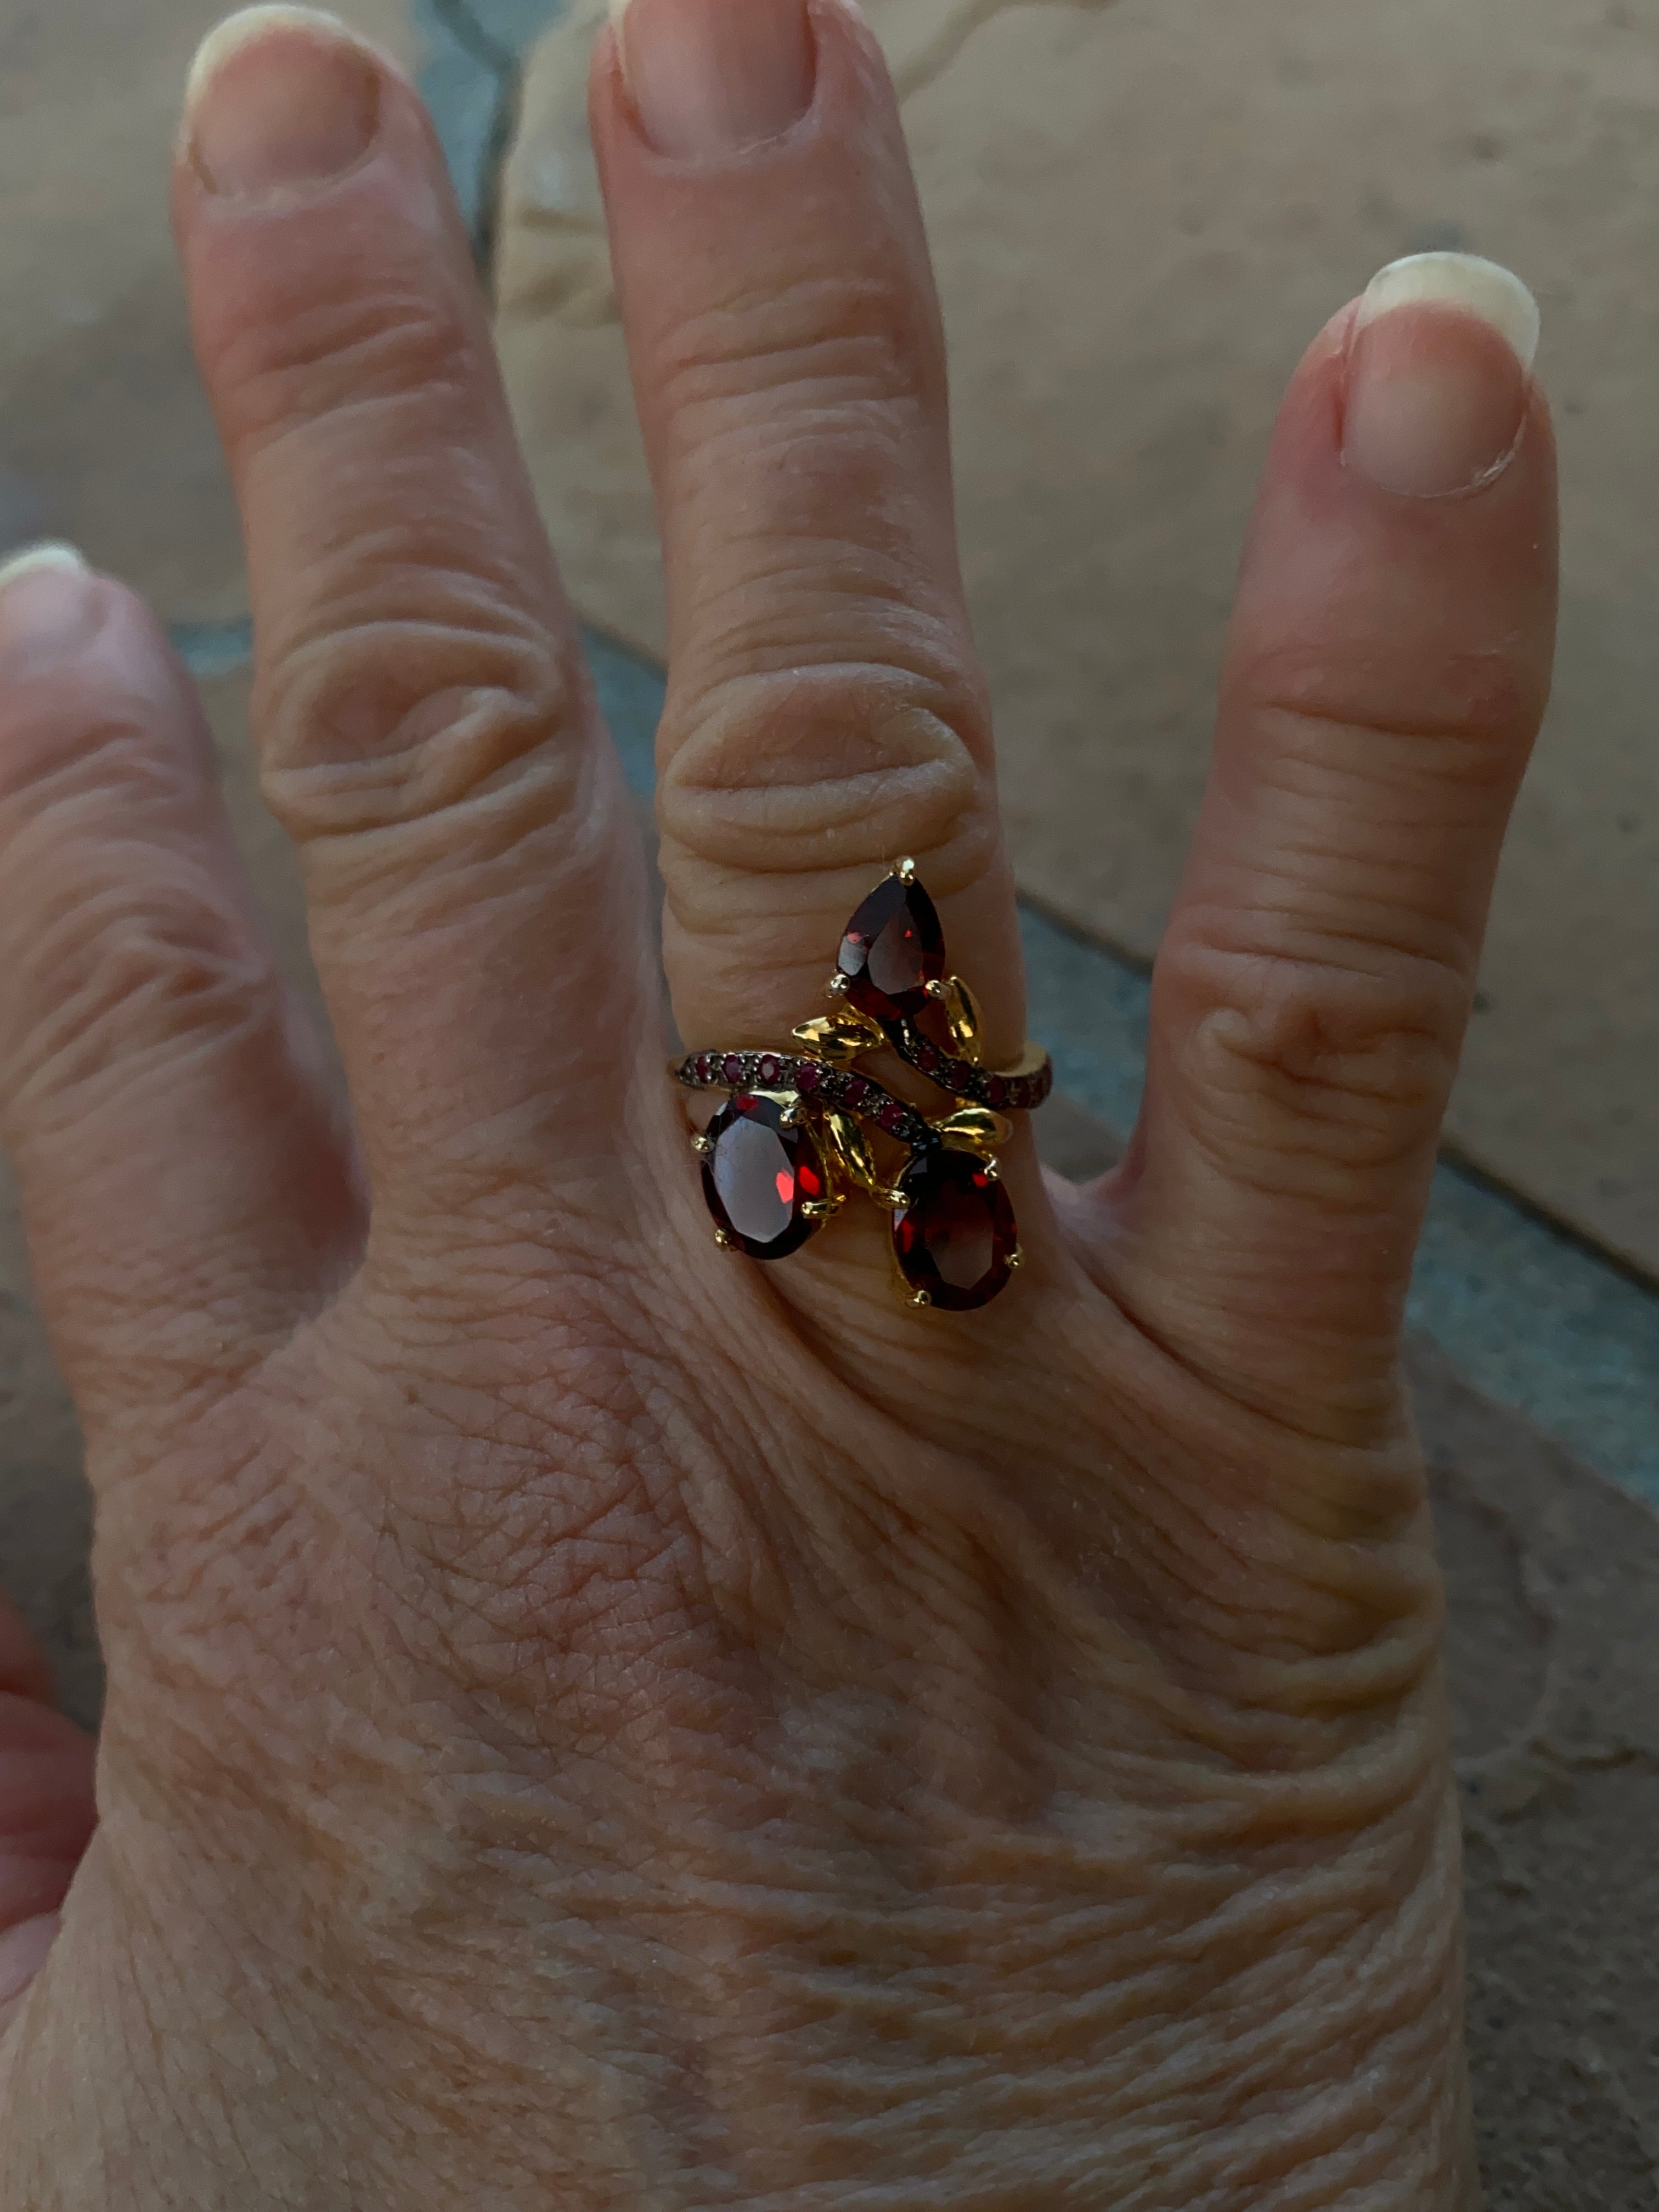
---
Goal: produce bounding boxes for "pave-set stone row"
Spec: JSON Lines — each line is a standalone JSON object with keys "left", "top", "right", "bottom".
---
{"left": 674, "top": 1049, "right": 940, "bottom": 1149}
{"left": 680, "top": 870, "right": 1047, "bottom": 1310}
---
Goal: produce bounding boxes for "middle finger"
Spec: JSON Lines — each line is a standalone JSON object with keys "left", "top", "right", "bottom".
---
{"left": 591, "top": 0, "right": 1030, "bottom": 1070}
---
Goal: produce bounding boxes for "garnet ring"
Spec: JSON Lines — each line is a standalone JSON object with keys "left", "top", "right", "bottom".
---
{"left": 674, "top": 861, "right": 1052, "bottom": 1311}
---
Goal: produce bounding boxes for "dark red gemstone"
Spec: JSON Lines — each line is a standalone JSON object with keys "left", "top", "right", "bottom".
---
{"left": 693, "top": 1054, "right": 712, "bottom": 1082}
{"left": 986, "top": 1076, "right": 1008, "bottom": 1108}
{"left": 842, "top": 1075, "right": 870, "bottom": 1105}
{"left": 891, "top": 1147, "right": 1018, "bottom": 1311}
{"left": 757, "top": 1054, "right": 780, "bottom": 1085}
{"left": 702, "top": 1094, "right": 826, "bottom": 1261}
{"left": 722, "top": 1054, "right": 745, "bottom": 1086}
{"left": 835, "top": 873, "right": 945, "bottom": 1023}
{"left": 915, "top": 1042, "right": 941, "bottom": 1074}
{"left": 797, "top": 1061, "right": 822, "bottom": 1092}
{"left": 878, "top": 1100, "right": 907, "bottom": 1133}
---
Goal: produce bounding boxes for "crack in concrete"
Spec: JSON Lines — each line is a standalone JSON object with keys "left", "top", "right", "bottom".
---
{"left": 422, "top": 0, "right": 532, "bottom": 274}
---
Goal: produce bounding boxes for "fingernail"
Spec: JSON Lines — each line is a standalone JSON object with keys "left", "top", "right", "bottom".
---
{"left": 0, "top": 544, "right": 100, "bottom": 661}
{"left": 610, "top": 0, "right": 816, "bottom": 160}
{"left": 1342, "top": 253, "right": 1540, "bottom": 498}
{"left": 185, "top": 5, "right": 382, "bottom": 198}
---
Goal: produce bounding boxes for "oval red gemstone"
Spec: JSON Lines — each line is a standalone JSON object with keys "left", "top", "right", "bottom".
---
{"left": 842, "top": 1075, "right": 869, "bottom": 1105}
{"left": 722, "top": 1054, "right": 745, "bottom": 1086}
{"left": 702, "top": 1094, "right": 826, "bottom": 1261}
{"left": 835, "top": 873, "right": 946, "bottom": 1023}
{"left": 891, "top": 1147, "right": 1017, "bottom": 1311}
{"left": 986, "top": 1076, "right": 1007, "bottom": 1107}
{"left": 757, "top": 1054, "right": 780, "bottom": 1085}
{"left": 878, "top": 1100, "right": 907, "bottom": 1133}
{"left": 796, "top": 1061, "right": 821, "bottom": 1092}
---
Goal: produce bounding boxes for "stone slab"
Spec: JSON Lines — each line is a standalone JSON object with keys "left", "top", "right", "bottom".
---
{"left": 494, "top": 0, "right": 1659, "bottom": 1277}
{"left": 0, "top": 0, "right": 416, "bottom": 619}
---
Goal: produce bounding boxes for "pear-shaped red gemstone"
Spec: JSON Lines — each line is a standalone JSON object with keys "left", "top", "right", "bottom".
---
{"left": 891, "top": 1146, "right": 1017, "bottom": 1311}
{"left": 836, "top": 873, "right": 945, "bottom": 1023}
{"left": 702, "top": 1094, "right": 826, "bottom": 1260}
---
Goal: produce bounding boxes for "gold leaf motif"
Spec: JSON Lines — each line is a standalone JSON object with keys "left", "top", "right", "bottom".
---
{"left": 930, "top": 1106, "right": 1011, "bottom": 1157}
{"left": 822, "top": 1108, "right": 902, "bottom": 1206}
{"left": 791, "top": 1012, "right": 884, "bottom": 1064}
{"left": 935, "top": 975, "right": 984, "bottom": 1064}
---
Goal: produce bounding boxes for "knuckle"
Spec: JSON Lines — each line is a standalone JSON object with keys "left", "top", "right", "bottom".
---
{"left": 658, "top": 655, "right": 990, "bottom": 878}
{"left": 7, "top": 869, "right": 273, "bottom": 1130}
{"left": 657, "top": 266, "right": 936, "bottom": 438}
{"left": 212, "top": 279, "right": 478, "bottom": 459}
{"left": 658, "top": 269, "right": 939, "bottom": 559}
{"left": 256, "top": 607, "right": 591, "bottom": 854}
{"left": 1163, "top": 931, "right": 1466, "bottom": 1182}
{"left": 1242, "top": 652, "right": 1542, "bottom": 789}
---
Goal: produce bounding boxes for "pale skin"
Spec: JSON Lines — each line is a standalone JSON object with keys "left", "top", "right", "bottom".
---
{"left": 0, "top": 1, "right": 1556, "bottom": 2204}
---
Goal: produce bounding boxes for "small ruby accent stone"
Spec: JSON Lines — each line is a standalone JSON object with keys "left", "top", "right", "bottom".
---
{"left": 986, "top": 1076, "right": 1008, "bottom": 1108}
{"left": 915, "top": 1042, "right": 941, "bottom": 1074}
{"left": 757, "top": 1054, "right": 780, "bottom": 1085}
{"left": 842, "top": 1075, "right": 870, "bottom": 1105}
{"left": 891, "top": 1147, "right": 1018, "bottom": 1311}
{"left": 878, "top": 1100, "right": 907, "bottom": 1132}
{"left": 797, "top": 1062, "right": 821, "bottom": 1092}
{"left": 702, "top": 1093, "right": 827, "bottom": 1261}
{"left": 723, "top": 1054, "right": 745, "bottom": 1086}
{"left": 836, "top": 873, "right": 946, "bottom": 1023}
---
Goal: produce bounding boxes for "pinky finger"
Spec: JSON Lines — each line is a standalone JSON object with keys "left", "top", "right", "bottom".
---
{"left": 1104, "top": 256, "right": 1556, "bottom": 1443}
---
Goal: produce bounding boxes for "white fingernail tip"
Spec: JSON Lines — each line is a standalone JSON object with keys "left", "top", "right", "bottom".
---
{"left": 186, "top": 6, "right": 360, "bottom": 112}
{"left": 0, "top": 543, "right": 89, "bottom": 592}
{"left": 1357, "top": 253, "right": 1539, "bottom": 373}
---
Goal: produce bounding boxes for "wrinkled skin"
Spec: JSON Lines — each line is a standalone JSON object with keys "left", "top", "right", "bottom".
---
{"left": 0, "top": 2, "right": 1555, "bottom": 2205}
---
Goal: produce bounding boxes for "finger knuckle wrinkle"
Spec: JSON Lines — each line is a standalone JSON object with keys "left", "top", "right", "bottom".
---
{"left": 1175, "top": 941, "right": 1460, "bottom": 1162}
{"left": 0, "top": 696, "right": 180, "bottom": 827}
{"left": 661, "top": 270, "right": 930, "bottom": 426}
{"left": 1254, "top": 667, "right": 1537, "bottom": 783}
{"left": 12, "top": 886, "right": 272, "bottom": 1116}
{"left": 659, "top": 661, "right": 986, "bottom": 873}
{"left": 221, "top": 284, "right": 477, "bottom": 452}
{"left": 259, "top": 616, "right": 588, "bottom": 848}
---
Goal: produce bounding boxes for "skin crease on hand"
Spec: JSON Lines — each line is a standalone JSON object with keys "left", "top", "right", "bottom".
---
{"left": 0, "top": 2, "right": 1556, "bottom": 2208}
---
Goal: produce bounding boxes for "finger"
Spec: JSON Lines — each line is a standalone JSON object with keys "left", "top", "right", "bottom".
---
{"left": 1105, "top": 256, "right": 1558, "bottom": 1441}
{"left": 591, "top": 0, "right": 1028, "bottom": 1066}
{"left": 0, "top": 1593, "right": 95, "bottom": 2040}
{"left": 0, "top": 550, "right": 358, "bottom": 1415}
{"left": 173, "top": 7, "right": 656, "bottom": 1218}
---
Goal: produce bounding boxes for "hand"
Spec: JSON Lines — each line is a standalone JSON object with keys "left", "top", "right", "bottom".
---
{"left": 0, "top": 2, "right": 1554, "bottom": 2204}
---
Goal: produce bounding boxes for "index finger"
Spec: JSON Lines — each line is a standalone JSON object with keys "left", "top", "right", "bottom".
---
{"left": 173, "top": 5, "right": 656, "bottom": 1222}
